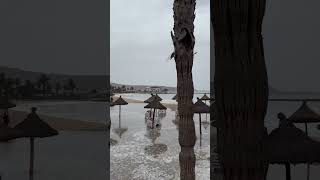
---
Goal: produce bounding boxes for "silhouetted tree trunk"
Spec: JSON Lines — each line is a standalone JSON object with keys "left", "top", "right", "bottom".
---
{"left": 212, "top": 0, "right": 269, "bottom": 179}
{"left": 172, "top": 0, "right": 196, "bottom": 179}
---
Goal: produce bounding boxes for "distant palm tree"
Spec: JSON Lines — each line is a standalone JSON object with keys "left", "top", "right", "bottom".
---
{"left": 38, "top": 74, "right": 50, "bottom": 96}
{"left": 172, "top": 0, "right": 196, "bottom": 179}
{"left": 68, "top": 79, "right": 76, "bottom": 95}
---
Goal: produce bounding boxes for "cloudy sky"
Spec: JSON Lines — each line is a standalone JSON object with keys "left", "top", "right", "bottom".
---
{"left": 2, "top": 0, "right": 320, "bottom": 92}
{"left": 210, "top": 0, "right": 320, "bottom": 92}
{"left": 110, "top": 0, "right": 210, "bottom": 91}
{"left": 0, "top": 0, "right": 107, "bottom": 75}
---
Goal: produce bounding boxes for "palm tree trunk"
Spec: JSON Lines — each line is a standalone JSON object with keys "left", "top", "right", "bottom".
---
{"left": 172, "top": 0, "right": 196, "bottom": 179}
{"left": 212, "top": 0, "right": 269, "bottom": 179}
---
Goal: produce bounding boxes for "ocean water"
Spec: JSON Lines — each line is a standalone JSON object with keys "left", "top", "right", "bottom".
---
{"left": 2, "top": 93, "right": 320, "bottom": 179}
{"left": 110, "top": 103, "right": 210, "bottom": 180}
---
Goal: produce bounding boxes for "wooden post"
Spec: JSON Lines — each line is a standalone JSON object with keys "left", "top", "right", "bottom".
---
{"left": 119, "top": 105, "right": 121, "bottom": 126}
{"left": 285, "top": 163, "right": 291, "bottom": 180}
{"left": 305, "top": 123, "right": 308, "bottom": 136}
{"left": 199, "top": 113, "right": 202, "bottom": 135}
{"left": 29, "top": 137, "right": 34, "bottom": 180}
{"left": 304, "top": 122, "right": 310, "bottom": 180}
{"left": 152, "top": 108, "right": 156, "bottom": 129}
{"left": 119, "top": 106, "right": 121, "bottom": 128}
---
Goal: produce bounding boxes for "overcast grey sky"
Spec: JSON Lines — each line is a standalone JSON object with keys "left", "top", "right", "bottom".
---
{"left": 0, "top": 0, "right": 107, "bottom": 75}
{"left": 110, "top": 0, "right": 210, "bottom": 91}
{"left": 210, "top": 0, "right": 320, "bottom": 92}
{"left": 2, "top": 0, "right": 320, "bottom": 92}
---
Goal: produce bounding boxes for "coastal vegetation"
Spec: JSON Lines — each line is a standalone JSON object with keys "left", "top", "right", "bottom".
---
{"left": 0, "top": 72, "right": 104, "bottom": 100}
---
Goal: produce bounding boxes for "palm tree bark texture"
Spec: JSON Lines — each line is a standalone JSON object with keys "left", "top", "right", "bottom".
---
{"left": 212, "top": 0, "right": 269, "bottom": 179}
{"left": 172, "top": 0, "right": 196, "bottom": 179}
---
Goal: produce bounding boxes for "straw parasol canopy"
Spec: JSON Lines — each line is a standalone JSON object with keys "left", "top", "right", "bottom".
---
{"left": 14, "top": 108, "right": 58, "bottom": 138}
{"left": 111, "top": 96, "right": 128, "bottom": 106}
{"left": 144, "top": 101, "right": 167, "bottom": 110}
{"left": 154, "top": 94, "right": 162, "bottom": 101}
{"left": 144, "top": 100, "right": 166, "bottom": 128}
{"left": 193, "top": 97, "right": 210, "bottom": 136}
{"left": 193, "top": 98, "right": 210, "bottom": 114}
{"left": 200, "top": 93, "right": 210, "bottom": 101}
{"left": 264, "top": 114, "right": 320, "bottom": 180}
{"left": 289, "top": 101, "right": 320, "bottom": 123}
{"left": 111, "top": 96, "right": 128, "bottom": 130}
{"left": 0, "top": 96, "right": 16, "bottom": 109}
{"left": 14, "top": 107, "right": 58, "bottom": 180}
{"left": 144, "top": 94, "right": 155, "bottom": 103}
{"left": 144, "top": 94, "right": 162, "bottom": 103}
{"left": 288, "top": 101, "right": 320, "bottom": 137}
{"left": 0, "top": 126, "right": 24, "bottom": 142}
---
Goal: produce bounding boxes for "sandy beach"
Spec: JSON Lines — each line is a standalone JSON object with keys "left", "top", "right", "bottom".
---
{"left": 8, "top": 110, "right": 107, "bottom": 131}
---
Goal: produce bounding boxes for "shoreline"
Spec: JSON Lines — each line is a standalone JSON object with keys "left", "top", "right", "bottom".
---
{"left": 112, "top": 95, "right": 178, "bottom": 111}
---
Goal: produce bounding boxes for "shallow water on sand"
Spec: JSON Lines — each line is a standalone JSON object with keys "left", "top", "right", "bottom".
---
{"left": 0, "top": 131, "right": 109, "bottom": 180}
{"left": 110, "top": 103, "right": 210, "bottom": 180}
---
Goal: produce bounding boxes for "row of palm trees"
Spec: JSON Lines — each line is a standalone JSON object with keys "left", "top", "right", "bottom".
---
{"left": 0, "top": 73, "right": 77, "bottom": 98}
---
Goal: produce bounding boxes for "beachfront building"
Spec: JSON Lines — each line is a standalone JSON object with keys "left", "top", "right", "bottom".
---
{"left": 145, "top": 86, "right": 161, "bottom": 93}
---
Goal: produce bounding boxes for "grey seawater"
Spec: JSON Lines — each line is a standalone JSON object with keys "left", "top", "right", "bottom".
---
{"left": 0, "top": 131, "right": 108, "bottom": 180}
{"left": 110, "top": 103, "right": 210, "bottom": 180}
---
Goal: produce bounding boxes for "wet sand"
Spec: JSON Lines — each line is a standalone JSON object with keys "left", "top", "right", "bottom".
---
{"left": 8, "top": 110, "right": 107, "bottom": 131}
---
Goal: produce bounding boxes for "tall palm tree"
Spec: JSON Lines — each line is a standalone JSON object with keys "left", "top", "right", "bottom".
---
{"left": 212, "top": 0, "right": 269, "bottom": 179}
{"left": 172, "top": 0, "right": 196, "bottom": 179}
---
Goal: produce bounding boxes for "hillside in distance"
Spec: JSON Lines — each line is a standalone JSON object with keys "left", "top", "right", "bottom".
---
{"left": 0, "top": 66, "right": 108, "bottom": 91}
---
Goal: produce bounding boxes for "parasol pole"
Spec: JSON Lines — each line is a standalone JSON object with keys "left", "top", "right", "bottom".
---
{"left": 199, "top": 113, "right": 202, "bottom": 135}
{"left": 152, "top": 108, "right": 156, "bottom": 129}
{"left": 307, "top": 164, "right": 310, "bottom": 180}
{"left": 119, "top": 105, "right": 121, "bottom": 128}
{"left": 305, "top": 123, "right": 308, "bottom": 136}
{"left": 285, "top": 162, "right": 291, "bottom": 180}
{"left": 305, "top": 122, "right": 310, "bottom": 180}
{"left": 29, "top": 137, "right": 35, "bottom": 180}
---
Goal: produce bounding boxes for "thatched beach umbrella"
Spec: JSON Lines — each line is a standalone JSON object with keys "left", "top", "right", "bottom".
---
{"left": 200, "top": 94, "right": 210, "bottom": 120}
{"left": 144, "top": 94, "right": 155, "bottom": 103}
{"left": 289, "top": 101, "right": 320, "bottom": 136}
{"left": 200, "top": 93, "right": 210, "bottom": 102}
{"left": 172, "top": 94, "right": 177, "bottom": 100}
{"left": 144, "top": 94, "right": 162, "bottom": 103}
{"left": 0, "top": 126, "right": 24, "bottom": 142}
{"left": 14, "top": 107, "right": 58, "bottom": 180}
{"left": 193, "top": 97, "right": 210, "bottom": 136}
{"left": 288, "top": 102, "right": 320, "bottom": 180}
{"left": 144, "top": 100, "right": 166, "bottom": 128}
{"left": 111, "top": 96, "right": 128, "bottom": 128}
{"left": 265, "top": 114, "right": 320, "bottom": 180}
{"left": 0, "top": 96, "right": 16, "bottom": 109}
